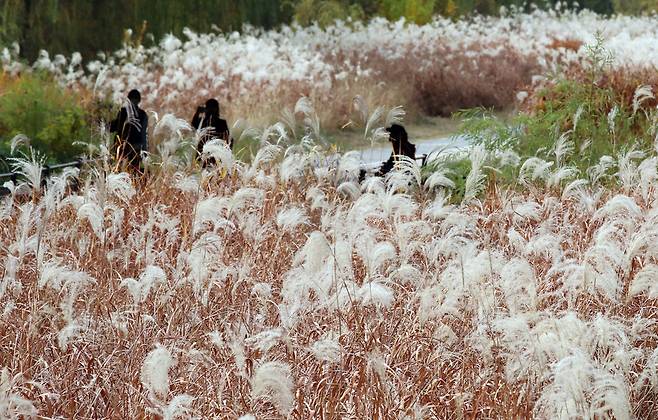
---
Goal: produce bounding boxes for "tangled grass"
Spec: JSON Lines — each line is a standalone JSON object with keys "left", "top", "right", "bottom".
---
{"left": 2, "top": 115, "right": 658, "bottom": 418}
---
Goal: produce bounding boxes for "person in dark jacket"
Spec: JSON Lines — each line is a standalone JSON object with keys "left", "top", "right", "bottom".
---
{"left": 377, "top": 124, "right": 416, "bottom": 176}
{"left": 192, "top": 98, "right": 231, "bottom": 166}
{"left": 109, "top": 89, "right": 148, "bottom": 172}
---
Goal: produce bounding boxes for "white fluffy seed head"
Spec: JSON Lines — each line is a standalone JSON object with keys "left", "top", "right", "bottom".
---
{"left": 251, "top": 361, "right": 294, "bottom": 416}
{"left": 140, "top": 345, "right": 174, "bottom": 399}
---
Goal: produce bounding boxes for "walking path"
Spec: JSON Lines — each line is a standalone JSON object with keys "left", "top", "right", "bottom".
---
{"left": 359, "top": 134, "right": 471, "bottom": 167}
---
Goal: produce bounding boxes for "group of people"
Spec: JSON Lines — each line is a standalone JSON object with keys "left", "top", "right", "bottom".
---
{"left": 110, "top": 90, "right": 231, "bottom": 171}
{"left": 110, "top": 90, "right": 416, "bottom": 177}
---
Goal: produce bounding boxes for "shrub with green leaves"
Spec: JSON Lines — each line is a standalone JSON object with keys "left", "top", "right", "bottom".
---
{"left": 458, "top": 36, "right": 657, "bottom": 181}
{"left": 0, "top": 73, "right": 89, "bottom": 163}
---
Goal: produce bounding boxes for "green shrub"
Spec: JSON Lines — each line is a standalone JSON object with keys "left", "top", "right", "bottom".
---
{"left": 458, "top": 37, "right": 656, "bottom": 177}
{"left": 0, "top": 73, "right": 90, "bottom": 163}
{"left": 379, "top": 0, "right": 436, "bottom": 23}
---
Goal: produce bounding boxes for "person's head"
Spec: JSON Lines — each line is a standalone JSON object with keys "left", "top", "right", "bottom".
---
{"left": 386, "top": 124, "right": 408, "bottom": 147}
{"left": 128, "top": 89, "right": 141, "bottom": 105}
{"left": 205, "top": 98, "right": 220, "bottom": 116}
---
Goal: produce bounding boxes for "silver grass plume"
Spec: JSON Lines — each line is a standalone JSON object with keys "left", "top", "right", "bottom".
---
{"left": 464, "top": 145, "right": 488, "bottom": 201}
{"left": 201, "top": 139, "right": 235, "bottom": 173}
{"left": 8, "top": 149, "right": 44, "bottom": 195}
{"left": 141, "top": 344, "right": 175, "bottom": 400}
{"left": 632, "top": 84, "right": 654, "bottom": 116}
{"left": 384, "top": 106, "right": 406, "bottom": 127}
{"left": 251, "top": 361, "right": 294, "bottom": 416}
{"left": 0, "top": 368, "right": 38, "bottom": 418}
{"left": 9, "top": 134, "right": 30, "bottom": 155}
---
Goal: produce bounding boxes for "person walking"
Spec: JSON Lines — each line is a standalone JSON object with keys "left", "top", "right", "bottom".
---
{"left": 191, "top": 98, "right": 231, "bottom": 166}
{"left": 109, "top": 89, "right": 148, "bottom": 173}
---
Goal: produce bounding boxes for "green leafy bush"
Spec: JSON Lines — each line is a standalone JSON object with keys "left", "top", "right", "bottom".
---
{"left": 459, "top": 38, "right": 657, "bottom": 176}
{"left": 0, "top": 73, "right": 89, "bottom": 162}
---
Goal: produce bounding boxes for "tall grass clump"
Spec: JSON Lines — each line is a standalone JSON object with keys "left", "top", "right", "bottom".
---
{"left": 455, "top": 37, "right": 658, "bottom": 195}
{"left": 3, "top": 91, "right": 658, "bottom": 417}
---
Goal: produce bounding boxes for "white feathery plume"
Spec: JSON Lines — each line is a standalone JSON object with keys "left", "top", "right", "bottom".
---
{"left": 259, "top": 122, "right": 288, "bottom": 145}
{"left": 57, "top": 321, "right": 87, "bottom": 351}
{"left": 385, "top": 156, "right": 421, "bottom": 194}
{"left": 251, "top": 361, "right": 294, "bottom": 416}
{"left": 519, "top": 157, "right": 553, "bottom": 185}
{"left": 464, "top": 145, "right": 488, "bottom": 201}
{"left": 202, "top": 139, "right": 235, "bottom": 172}
{"left": 358, "top": 281, "right": 395, "bottom": 308}
{"left": 511, "top": 200, "right": 542, "bottom": 222}
{"left": 0, "top": 368, "right": 38, "bottom": 418}
{"left": 294, "top": 96, "right": 314, "bottom": 117}
{"left": 249, "top": 143, "right": 282, "bottom": 175}
{"left": 361, "top": 176, "right": 385, "bottom": 195}
{"left": 160, "top": 394, "right": 195, "bottom": 420}
{"left": 152, "top": 113, "right": 192, "bottom": 139}
{"left": 9, "top": 134, "right": 30, "bottom": 155}
{"left": 500, "top": 258, "right": 537, "bottom": 312}
{"left": 310, "top": 333, "right": 342, "bottom": 363}
{"left": 245, "top": 328, "right": 284, "bottom": 353}
{"left": 572, "top": 105, "right": 584, "bottom": 133}
{"left": 230, "top": 187, "right": 265, "bottom": 215}
{"left": 192, "top": 196, "right": 234, "bottom": 235}
{"left": 384, "top": 106, "right": 406, "bottom": 127}
{"left": 587, "top": 155, "right": 615, "bottom": 185}
{"left": 207, "top": 331, "right": 225, "bottom": 348}
{"left": 276, "top": 207, "right": 309, "bottom": 232}
{"left": 306, "top": 187, "right": 329, "bottom": 212}
{"left": 424, "top": 166, "right": 456, "bottom": 191}
{"left": 174, "top": 173, "right": 200, "bottom": 193}
{"left": 141, "top": 345, "right": 175, "bottom": 400}
{"left": 280, "top": 107, "right": 297, "bottom": 139}
{"left": 593, "top": 195, "right": 641, "bottom": 221}
{"left": 337, "top": 181, "right": 362, "bottom": 200}
{"left": 336, "top": 151, "right": 362, "bottom": 181}
{"left": 77, "top": 202, "right": 105, "bottom": 240}
{"left": 547, "top": 166, "right": 578, "bottom": 188}
{"left": 121, "top": 265, "right": 167, "bottom": 304}
{"left": 628, "top": 264, "right": 658, "bottom": 298}
{"left": 39, "top": 259, "right": 90, "bottom": 291}
{"left": 423, "top": 191, "right": 455, "bottom": 221}
{"left": 632, "top": 84, "right": 654, "bottom": 116}
{"left": 553, "top": 132, "right": 574, "bottom": 166}
{"left": 363, "top": 241, "right": 397, "bottom": 275}
{"left": 365, "top": 106, "right": 385, "bottom": 142}
{"left": 616, "top": 148, "right": 644, "bottom": 192}
{"left": 635, "top": 347, "right": 658, "bottom": 393}
{"left": 638, "top": 157, "right": 657, "bottom": 201}
{"left": 294, "top": 97, "right": 321, "bottom": 141}
{"left": 8, "top": 150, "right": 44, "bottom": 194}
{"left": 280, "top": 152, "right": 308, "bottom": 183}
{"left": 607, "top": 106, "right": 619, "bottom": 136}
{"left": 106, "top": 172, "right": 136, "bottom": 203}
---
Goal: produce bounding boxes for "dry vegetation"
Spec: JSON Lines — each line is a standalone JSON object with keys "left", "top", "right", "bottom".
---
{"left": 3, "top": 124, "right": 658, "bottom": 418}
{"left": 4, "top": 8, "right": 658, "bottom": 420}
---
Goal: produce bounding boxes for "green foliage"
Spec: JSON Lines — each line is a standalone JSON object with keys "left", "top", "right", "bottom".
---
{"left": 293, "top": 0, "right": 366, "bottom": 26}
{"left": 5, "top": 0, "right": 294, "bottom": 61}
{"left": 612, "top": 0, "right": 658, "bottom": 13}
{"left": 379, "top": 0, "right": 436, "bottom": 23}
{"left": 458, "top": 39, "right": 656, "bottom": 177}
{"left": 0, "top": 74, "right": 89, "bottom": 162}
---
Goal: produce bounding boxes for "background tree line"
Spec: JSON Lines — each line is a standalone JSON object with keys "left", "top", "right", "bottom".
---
{"left": 1, "top": 0, "right": 656, "bottom": 61}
